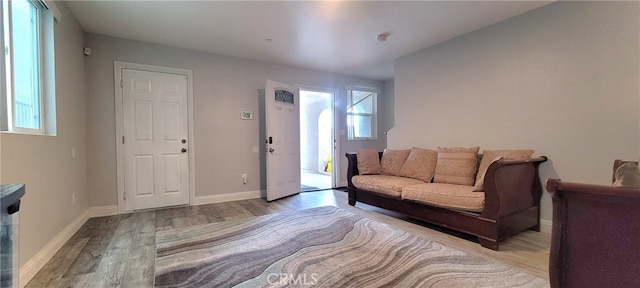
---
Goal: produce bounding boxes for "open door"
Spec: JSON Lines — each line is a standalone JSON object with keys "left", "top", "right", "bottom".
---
{"left": 265, "top": 80, "right": 301, "bottom": 201}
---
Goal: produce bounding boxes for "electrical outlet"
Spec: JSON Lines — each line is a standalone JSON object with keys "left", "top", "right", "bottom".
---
{"left": 72, "top": 192, "right": 76, "bottom": 205}
{"left": 242, "top": 173, "right": 248, "bottom": 184}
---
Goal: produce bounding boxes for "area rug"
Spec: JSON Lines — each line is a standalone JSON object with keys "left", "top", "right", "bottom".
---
{"left": 154, "top": 206, "right": 548, "bottom": 287}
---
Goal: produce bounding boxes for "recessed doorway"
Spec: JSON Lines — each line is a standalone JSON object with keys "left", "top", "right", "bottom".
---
{"left": 300, "top": 89, "right": 334, "bottom": 192}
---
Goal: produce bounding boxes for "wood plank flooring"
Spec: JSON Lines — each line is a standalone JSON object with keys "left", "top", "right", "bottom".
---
{"left": 25, "top": 190, "right": 550, "bottom": 287}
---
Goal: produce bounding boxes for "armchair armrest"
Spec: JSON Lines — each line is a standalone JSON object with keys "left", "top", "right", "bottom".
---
{"left": 547, "top": 178, "right": 640, "bottom": 199}
{"left": 545, "top": 178, "right": 640, "bottom": 288}
{"left": 481, "top": 156, "right": 548, "bottom": 219}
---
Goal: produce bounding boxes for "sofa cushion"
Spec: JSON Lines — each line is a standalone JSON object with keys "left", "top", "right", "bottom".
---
{"left": 402, "top": 183, "right": 485, "bottom": 212}
{"left": 381, "top": 149, "right": 411, "bottom": 176}
{"left": 614, "top": 162, "right": 640, "bottom": 188}
{"left": 434, "top": 147, "right": 480, "bottom": 186}
{"left": 356, "top": 149, "right": 381, "bottom": 175}
{"left": 398, "top": 147, "right": 438, "bottom": 182}
{"left": 352, "top": 175, "right": 426, "bottom": 198}
{"left": 472, "top": 156, "right": 503, "bottom": 192}
{"left": 473, "top": 149, "right": 534, "bottom": 191}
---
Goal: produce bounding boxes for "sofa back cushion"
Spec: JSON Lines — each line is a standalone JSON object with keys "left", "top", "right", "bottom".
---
{"left": 613, "top": 162, "right": 640, "bottom": 188}
{"left": 473, "top": 149, "right": 534, "bottom": 191}
{"left": 398, "top": 148, "right": 438, "bottom": 182}
{"left": 434, "top": 147, "right": 480, "bottom": 186}
{"left": 356, "top": 149, "right": 382, "bottom": 175}
{"left": 381, "top": 149, "right": 411, "bottom": 176}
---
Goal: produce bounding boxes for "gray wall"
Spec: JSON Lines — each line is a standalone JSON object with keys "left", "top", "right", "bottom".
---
{"left": 391, "top": 1, "right": 639, "bottom": 223}
{"left": 85, "top": 33, "right": 388, "bottom": 207}
{"left": 381, "top": 79, "right": 395, "bottom": 135}
{"left": 1, "top": 2, "right": 87, "bottom": 267}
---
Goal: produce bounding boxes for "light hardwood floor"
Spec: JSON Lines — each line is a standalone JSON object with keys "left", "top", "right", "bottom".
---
{"left": 26, "top": 190, "right": 550, "bottom": 287}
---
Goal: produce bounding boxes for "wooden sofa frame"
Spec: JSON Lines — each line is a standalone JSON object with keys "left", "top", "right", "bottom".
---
{"left": 546, "top": 160, "right": 640, "bottom": 288}
{"left": 346, "top": 152, "right": 548, "bottom": 250}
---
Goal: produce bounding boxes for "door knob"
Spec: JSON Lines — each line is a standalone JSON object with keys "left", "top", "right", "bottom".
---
{"left": 181, "top": 148, "right": 187, "bottom": 153}
{"left": 181, "top": 139, "right": 187, "bottom": 144}
{"left": 269, "top": 148, "right": 275, "bottom": 153}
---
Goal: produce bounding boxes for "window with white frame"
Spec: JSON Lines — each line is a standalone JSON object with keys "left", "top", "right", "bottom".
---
{"left": 1, "top": 0, "right": 55, "bottom": 134}
{"left": 346, "top": 89, "right": 377, "bottom": 140}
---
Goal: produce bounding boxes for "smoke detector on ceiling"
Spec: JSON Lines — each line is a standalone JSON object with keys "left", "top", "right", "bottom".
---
{"left": 376, "top": 32, "right": 390, "bottom": 42}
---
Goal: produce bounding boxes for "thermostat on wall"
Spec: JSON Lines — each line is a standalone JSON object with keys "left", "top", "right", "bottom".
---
{"left": 241, "top": 111, "right": 253, "bottom": 120}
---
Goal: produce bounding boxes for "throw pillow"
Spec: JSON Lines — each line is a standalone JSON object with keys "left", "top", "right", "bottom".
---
{"left": 434, "top": 146, "right": 480, "bottom": 186}
{"left": 472, "top": 157, "right": 503, "bottom": 192}
{"left": 613, "top": 162, "right": 640, "bottom": 188}
{"left": 398, "top": 147, "right": 438, "bottom": 182}
{"left": 380, "top": 149, "right": 411, "bottom": 176}
{"left": 473, "top": 149, "right": 534, "bottom": 191}
{"left": 356, "top": 149, "right": 381, "bottom": 175}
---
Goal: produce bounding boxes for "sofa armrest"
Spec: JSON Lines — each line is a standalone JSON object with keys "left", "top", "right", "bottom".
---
{"left": 345, "top": 153, "right": 359, "bottom": 188}
{"left": 345, "top": 152, "right": 384, "bottom": 188}
{"left": 481, "top": 156, "right": 548, "bottom": 219}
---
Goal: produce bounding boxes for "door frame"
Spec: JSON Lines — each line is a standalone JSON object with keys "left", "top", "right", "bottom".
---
{"left": 297, "top": 85, "right": 338, "bottom": 188}
{"left": 114, "top": 61, "right": 195, "bottom": 213}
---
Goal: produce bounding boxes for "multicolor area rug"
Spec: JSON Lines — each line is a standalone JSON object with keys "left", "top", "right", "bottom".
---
{"left": 154, "top": 206, "right": 548, "bottom": 287}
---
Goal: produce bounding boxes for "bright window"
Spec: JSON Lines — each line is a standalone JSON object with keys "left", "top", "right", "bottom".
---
{"left": 2, "top": 0, "right": 55, "bottom": 134}
{"left": 347, "top": 89, "right": 377, "bottom": 140}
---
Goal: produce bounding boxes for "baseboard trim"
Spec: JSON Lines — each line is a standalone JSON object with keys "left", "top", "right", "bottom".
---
{"left": 87, "top": 205, "right": 119, "bottom": 218}
{"left": 19, "top": 210, "right": 90, "bottom": 287}
{"left": 540, "top": 219, "right": 552, "bottom": 234}
{"left": 194, "top": 190, "right": 262, "bottom": 205}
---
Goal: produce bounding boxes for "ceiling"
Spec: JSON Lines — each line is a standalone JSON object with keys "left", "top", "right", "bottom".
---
{"left": 66, "top": 1, "right": 551, "bottom": 81}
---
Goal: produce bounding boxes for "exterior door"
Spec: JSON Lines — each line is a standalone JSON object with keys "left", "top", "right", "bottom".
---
{"left": 122, "top": 69, "right": 189, "bottom": 211}
{"left": 265, "top": 80, "right": 301, "bottom": 201}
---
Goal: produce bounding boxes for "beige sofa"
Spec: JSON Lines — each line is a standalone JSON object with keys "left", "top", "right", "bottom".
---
{"left": 346, "top": 147, "right": 547, "bottom": 250}
{"left": 352, "top": 175, "right": 486, "bottom": 212}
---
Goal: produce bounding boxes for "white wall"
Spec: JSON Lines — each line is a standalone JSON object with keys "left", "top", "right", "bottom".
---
{"left": 0, "top": 2, "right": 87, "bottom": 268}
{"left": 85, "top": 33, "right": 388, "bottom": 207}
{"left": 391, "top": 1, "right": 639, "bottom": 222}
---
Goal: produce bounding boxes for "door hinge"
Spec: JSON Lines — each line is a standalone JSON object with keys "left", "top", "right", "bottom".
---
{"left": 122, "top": 136, "right": 125, "bottom": 144}
{"left": 123, "top": 191, "right": 127, "bottom": 201}
{"left": 120, "top": 79, "right": 123, "bottom": 88}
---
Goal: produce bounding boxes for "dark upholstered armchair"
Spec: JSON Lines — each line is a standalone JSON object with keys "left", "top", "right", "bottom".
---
{"left": 546, "top": 160, "right": 640, "bottom": 288}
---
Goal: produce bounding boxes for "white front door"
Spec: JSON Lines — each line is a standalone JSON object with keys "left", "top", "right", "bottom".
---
{"left": 122, "top": 69, "right": 190, "bottom": 211}
{"left": 265, "top": 80, "right": 301, "bottom": 201}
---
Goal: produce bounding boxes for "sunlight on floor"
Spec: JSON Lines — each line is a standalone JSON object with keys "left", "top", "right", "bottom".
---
{"left": 301, "top": 169, "right": 331, "bottom": 191}
{"left": 300, "top": 189, "right": 338, "bottom": 207}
